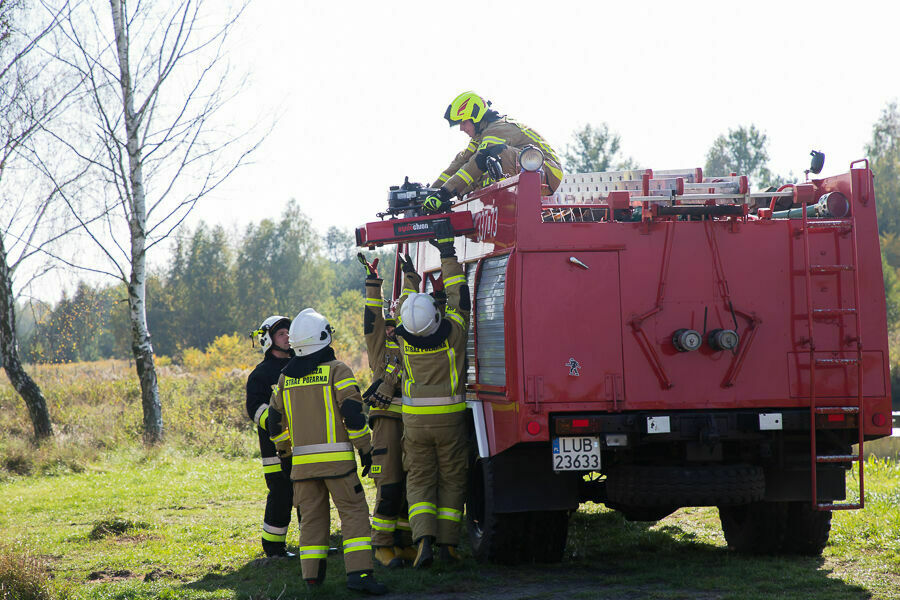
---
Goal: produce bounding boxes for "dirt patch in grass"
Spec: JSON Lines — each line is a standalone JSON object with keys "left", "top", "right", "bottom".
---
{"left": 86, "top": 569, "right": 134, "bottom": 583}
{"left": 88, "top": 517, "right": 149, "bottom": 540}
{"left": 144, "top": 568, "right": 177, "bottom": 582}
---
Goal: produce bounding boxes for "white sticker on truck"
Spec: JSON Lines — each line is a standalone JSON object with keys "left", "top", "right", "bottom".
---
{"left": 647, "top": 416, "right": 671, "bottom": 434}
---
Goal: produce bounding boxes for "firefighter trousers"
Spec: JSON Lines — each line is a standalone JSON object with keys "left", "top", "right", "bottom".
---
{"left": 294, "top": 472, "right": 372, "bottom": 578}
{"left": 258, "top": 428, "right": 295, "bottom": 554}
{"left": 369, "top": 416, "right": 412, "bottom": 547}
{"left": 403, "top": 418, "right": 468, "bottom": 546}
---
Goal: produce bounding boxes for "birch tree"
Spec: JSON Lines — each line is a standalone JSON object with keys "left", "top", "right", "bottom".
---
{"left": 46, "top": 0, "right": 256, "bottom": 443}
{"left": 0, "top": 0, "right": 85, "bottom": 440}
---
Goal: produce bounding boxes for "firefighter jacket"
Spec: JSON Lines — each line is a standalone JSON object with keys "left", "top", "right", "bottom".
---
{"left": 432, "top": 115, "right": 563, "bottom": 197}
{"left": 364, "top": 277, "right": 403, "bottom": 421}
{"left": 395, "top": 256, "right": 470, "bottom": 428}
{"left": 246, "top": 354, "right": 292, "bottom": 433}
{"left": 269, "top": 356, "right": 373, "bottom": 481}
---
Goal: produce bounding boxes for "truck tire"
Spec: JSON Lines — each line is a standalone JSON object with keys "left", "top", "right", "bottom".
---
{"left": 466, "top": 457, "right": 530, "bottom": 565}
{"left": 781, "top": 502, "right": 831, "bottom": 556}
{"left": 606, "top": 464, "right": 765, "bottom": 507}
{"left": 718, "top": 501, "right": 789, "bottom": 554}
{"left": 526, "top": 510, "right": 569, "bottom": 563}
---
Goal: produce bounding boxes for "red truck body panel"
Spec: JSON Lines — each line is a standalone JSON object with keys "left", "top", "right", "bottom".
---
{"left": 404, "top": 167, "right": 891, "bottom": 457}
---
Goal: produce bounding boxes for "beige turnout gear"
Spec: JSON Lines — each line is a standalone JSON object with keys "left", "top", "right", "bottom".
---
{"left": 396, "top": 256, "right": 470, "bottom": 546}
{"left": 268, "top": 357, "right": 374, "bottom": 578}
{"left": 364, "top": 277, "right": 413, "bottom": 548}
{"left": 432, "top": 116, "right": 563, "bottom": 197}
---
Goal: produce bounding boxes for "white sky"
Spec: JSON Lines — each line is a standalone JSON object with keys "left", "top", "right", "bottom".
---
{"left": 20, "top": 0, "right": 900, "bottom": 302}
{"left": 200, "top": 0, "right": 900, "bottom": 238}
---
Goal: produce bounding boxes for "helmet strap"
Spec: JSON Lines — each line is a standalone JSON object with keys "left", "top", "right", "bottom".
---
{"left": 268, "top": 343, "right": 292, "bottom": 357}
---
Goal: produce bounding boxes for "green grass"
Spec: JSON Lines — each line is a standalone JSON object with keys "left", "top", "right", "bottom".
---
{"left": 1, "top": 451, "right": 898, "bottom": 600}
{"left": 2, "top": 360, "right": 899, "bottom": 599}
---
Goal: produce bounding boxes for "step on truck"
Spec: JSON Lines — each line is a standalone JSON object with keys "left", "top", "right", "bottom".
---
{"left": 356, "top": 151, "right": 893, "bottom": 564}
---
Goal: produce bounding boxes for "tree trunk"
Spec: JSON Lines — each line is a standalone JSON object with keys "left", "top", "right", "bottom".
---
{"left": 0, "top": 234, "right": 53, "bottom": 440}
{"left": 112, "top": 0, "right": 163, "bottom": 443}
{"left": 128, "top": 272, "right": 162, "bottom": 443}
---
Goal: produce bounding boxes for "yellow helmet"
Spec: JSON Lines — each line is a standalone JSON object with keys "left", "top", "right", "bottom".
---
{"left": 444, "top": 91, "right": 488, "bottom": 127}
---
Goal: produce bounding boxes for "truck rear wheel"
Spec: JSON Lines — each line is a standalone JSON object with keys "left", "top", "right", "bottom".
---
{"left": 466, "top": 457, "right": 569, "bottom": 564}
{"left": 606, "top": 464, "right": 765, "bottom": 507}
{"left": 718, "top": 501, "right": 788, "bottom": 554}
{"left": 781, "top": 502, "right": 831, "bottom": 556}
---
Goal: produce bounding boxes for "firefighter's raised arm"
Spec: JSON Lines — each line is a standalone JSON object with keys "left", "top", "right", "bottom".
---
{"left": 431, "top": 222, "right": 469, "bottom": 332}
{"left": 395, "top": 253, "right": 422, "bottom": 316}
{"left": 360, "top": 253, "right": 386, "bottom": 370}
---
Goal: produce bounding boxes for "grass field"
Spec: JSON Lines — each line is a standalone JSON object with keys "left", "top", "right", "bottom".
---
{"left": 2, "top": 360, "right": 899, "bottom": 600}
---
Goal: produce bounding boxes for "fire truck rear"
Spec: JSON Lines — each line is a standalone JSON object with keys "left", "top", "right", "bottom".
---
{"left": 356, "top": 154, "right": 892, "bottom": 565}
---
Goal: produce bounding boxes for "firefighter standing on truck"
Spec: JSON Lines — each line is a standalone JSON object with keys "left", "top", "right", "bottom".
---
{"left": 395, "top": 223, "right": 470, "bottom": 568}
{"left": 423, "top": 91, "right": 563, "bottom": 214}
{"left": 358, "top": 253, "right": 417, "bottom": 568}
{"left": 246, "top": 316, "right": 297, "bottom": 557}
{"left": 267, "top": 308, "right": 388, "bottom": 595}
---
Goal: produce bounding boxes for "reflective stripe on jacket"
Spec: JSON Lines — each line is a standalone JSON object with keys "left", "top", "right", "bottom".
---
{"left": 364, "top": 277, "right": 406, "bottom": 420}
{"left": 396, "top": 257, "right": 470, "bottom": 428}
{"left": 269, "top": 360, "right": 372, "bottom": 480}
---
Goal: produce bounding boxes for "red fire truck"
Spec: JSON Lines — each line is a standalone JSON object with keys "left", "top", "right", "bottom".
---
{"left": 356, "top": 154, "right": 892, "bottom": 564}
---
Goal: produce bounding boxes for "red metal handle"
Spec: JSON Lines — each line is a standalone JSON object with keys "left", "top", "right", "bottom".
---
{"left": 768, "top": 184, "right": 794, "bottom": 213}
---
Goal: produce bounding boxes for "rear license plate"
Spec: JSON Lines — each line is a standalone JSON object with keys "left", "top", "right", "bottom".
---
{"left": 552, "top": 436, "right": 600, "bottom": 471}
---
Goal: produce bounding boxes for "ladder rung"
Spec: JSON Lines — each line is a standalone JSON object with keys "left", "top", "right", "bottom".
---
{"left": 815, "top": 358, "right": 860, "bottom": 367}
{"left": 817, "top": 502, "right": 863, "bottom": 511}
{"left": 810, "top": 264, "right": 855, "bottom": 274}
{"left": 804, "top": 221, "right": 853, "bottom": 233}
{"left": 814, "top": 406, "right": 860, "bottom": 414}
{"left": 812, "top": 308, "right": 857, "bottom": 318}
{"left": 816, "top": 454, "right": 860, "bottom": 463}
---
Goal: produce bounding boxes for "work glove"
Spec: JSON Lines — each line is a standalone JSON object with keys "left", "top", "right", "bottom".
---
{"left": 371, "top": 388, "right": 392, "bottom": 410}
{"left": 359, "top": 448, "right": 373, "bottom": 477}
{"left": 475, "top": 143, "right": 508, "bottom": 171}
{"left": 357, "top": 253, "right": 379, "bottom": 279}
{"left": 422, "top": 188, "right": 451, "bottom": 214}
{"left": 429, "top": 220, "right": 456, "bottom": 258}
{"left": 361, "top": 378, "right": 383, "bottom": 408}
{"left": 398, "top": 253, "right": 416, "bottom": 275}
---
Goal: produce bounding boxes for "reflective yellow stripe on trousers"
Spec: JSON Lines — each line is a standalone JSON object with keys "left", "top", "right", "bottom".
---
{"left": 402, "top": 395, "right": 466, "bottom": 415}
{"left": 291, "top": 442, "right": 354, "bottom": 465}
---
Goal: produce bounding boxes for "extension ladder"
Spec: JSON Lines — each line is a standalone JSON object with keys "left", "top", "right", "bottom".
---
{"left": 798, "top": 189, "right": 865, "bottom": 511}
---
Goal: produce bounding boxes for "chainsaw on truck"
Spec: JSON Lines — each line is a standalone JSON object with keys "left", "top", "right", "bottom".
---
{"left": 355, "top": 176, "right": 476, "bottom": 248}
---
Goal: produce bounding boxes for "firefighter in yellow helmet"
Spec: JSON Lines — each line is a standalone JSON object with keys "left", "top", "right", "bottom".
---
{"left": 423, "top": 91, "right": 563, "bottom": 214}
{"left": 267, "top": 308, "right": 388, "bottom": 595}
{"left": 394, "top": 222, "right": 470, "bottom": 567}
{"left": 357, "top": 253, "right": 416, "bottom": 568}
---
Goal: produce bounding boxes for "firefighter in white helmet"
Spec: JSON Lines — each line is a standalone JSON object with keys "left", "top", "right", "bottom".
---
{"left": 246, "top": 315, "right": 296, "bottom": 557}
{"left": 358, "top": 254, "right": 416, "bottom": 568}
{"left": 423, "top": 91, "right": 563, "bottom": 214}
{"left": 267, "top": 308, "right": 388, "bottom": 595}
{"left": 394, "top": 222, "right": 470, "bottom": 567}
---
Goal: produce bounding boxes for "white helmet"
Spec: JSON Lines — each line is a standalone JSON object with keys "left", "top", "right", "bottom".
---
{"left": 255, "top": 315, "right": 291, "bottom": 354}
{"left": 400, "top": 293, "right": 442, "bottom": 336}
{"left": 289, "top": 308, "right": 333, "bottom": 355}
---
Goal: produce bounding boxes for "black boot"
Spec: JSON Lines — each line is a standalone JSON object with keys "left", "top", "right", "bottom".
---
{"left": 346, "top": 570, "right": 388, "bottom": 595}
{"left": 413, "top": 535, "right": 434, "bottom": 569}
{"left": 263, "top": 541, "right": 295, "bottom": 558}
